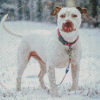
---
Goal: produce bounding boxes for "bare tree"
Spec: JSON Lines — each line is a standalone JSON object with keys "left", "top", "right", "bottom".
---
{"left": 66, "top": 0, "right": 75, "bottom": 7}
{"left": 28, "top": 0, "right": 33, "bottom": 21}
{"left": 37, "top": 0, "right": 42, "bottom": 21}
{"left": 90, "top": 0, "right": 98, "bottom": 18}
{"left": 18, "top": 0, "right": 22, "bottom": 20}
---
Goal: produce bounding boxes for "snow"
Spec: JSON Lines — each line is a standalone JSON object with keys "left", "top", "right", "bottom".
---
{"left": 0, "top": 21, "right": 100, "bottom": 100}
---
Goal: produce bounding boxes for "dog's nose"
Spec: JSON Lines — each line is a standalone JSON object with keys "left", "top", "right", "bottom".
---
{"left": 65, "top": 21, "right": 71, "bottom": 27}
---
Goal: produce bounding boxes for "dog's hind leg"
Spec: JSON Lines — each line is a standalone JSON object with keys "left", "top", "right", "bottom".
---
{"left": 28, "top": 51, "right": 47, "bottom": 90}
{"left": 17, "top": 62, "right": 28, "bottom": 91}
{"left": 16, "top": 41, "right": 30, "bottom": 91}
{"left": 38, "top": 62, "right": 47, "bottom": 90}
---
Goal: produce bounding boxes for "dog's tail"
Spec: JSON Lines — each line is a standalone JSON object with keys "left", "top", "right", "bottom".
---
{"left": 1, "top": 14, "right": 22, "bottom": 38}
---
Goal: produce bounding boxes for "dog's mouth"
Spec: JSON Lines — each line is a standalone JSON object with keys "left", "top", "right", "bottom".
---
{"left": 62, "top": 20, "right": 76, "bottom": 33}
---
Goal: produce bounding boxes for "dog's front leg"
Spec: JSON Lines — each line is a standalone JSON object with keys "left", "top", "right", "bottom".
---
{"left": 70, "top": 62, "right": 80, "bottom": 91}
{"left": 47, "top": 64, "right": 58, "bottom": 96}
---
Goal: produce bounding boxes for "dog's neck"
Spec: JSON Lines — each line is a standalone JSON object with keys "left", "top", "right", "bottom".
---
{"left": 58, "top": 29, "right": 79, "bottom": 46}
{"left": 57, "top": 28, "right": 79, "bottom": 43}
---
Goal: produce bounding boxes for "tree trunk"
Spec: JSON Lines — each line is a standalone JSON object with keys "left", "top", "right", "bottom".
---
{"left": 18, "top": 0, "right": 22, "bottom": 20}
{"left": 66, "top": 0, "right": 75, "bottom": 7}
{"left": 28, "top": 0, "right": 33, "bottom": 21}
{"left": 37, "top": 0, "right": 42, "bottom": 21}
{"left": 90, "top": 0, "right": 98, "bottom": 18}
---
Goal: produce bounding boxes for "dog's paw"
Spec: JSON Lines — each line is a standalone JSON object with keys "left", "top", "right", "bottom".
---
{"left": 52, "top": 93, "right": 61, "bottom": 97}
{"left": 68, "top": 87, "right": 77, "bottom": 95}
{"left": 45, "top": 88, "right": 50, "bottom": 94}
{"left": 68, "top": 90, "right": 76, "bottom": 95}
{"left": 69, "top": 86, "right": 77, "bottom": 91}
{"left": 41, "top": 86, "right": 47, "bottom": 90}
{"left": 17, "top": 88, "right": 21, "bottom": 92}
{"left": 51, "top": 90, "right": 61, "bottom": 97}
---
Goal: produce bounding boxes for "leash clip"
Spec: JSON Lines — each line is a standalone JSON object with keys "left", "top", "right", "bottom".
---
{"left": 65, "top": 67, "right": 69, "bottom": 74}
{"left": 67, "top": 46, "right": 72, "bottom": 56}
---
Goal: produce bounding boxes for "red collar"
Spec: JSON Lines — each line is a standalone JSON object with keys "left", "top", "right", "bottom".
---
{"left": 58, "top": 29, "right": 79, "bottom": 46}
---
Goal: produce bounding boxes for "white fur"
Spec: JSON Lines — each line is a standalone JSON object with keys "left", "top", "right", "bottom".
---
{"left": 1, "top": 7, "right": 82, "bottom": 96}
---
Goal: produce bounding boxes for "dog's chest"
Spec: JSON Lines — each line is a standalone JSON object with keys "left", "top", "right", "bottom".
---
{"left": 55, "top": 47, "right": 72, "bottom": 68}
{"left": 55, "top": 46, "right": 78, "bottom": 68}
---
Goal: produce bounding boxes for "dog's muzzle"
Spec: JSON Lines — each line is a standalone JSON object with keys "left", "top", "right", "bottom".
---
{"left": 62, "top": 20, "right": 76, "bottom": 33}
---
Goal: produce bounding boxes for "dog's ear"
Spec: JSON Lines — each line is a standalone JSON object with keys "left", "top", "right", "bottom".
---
{"left": 51, "top": 6, "right": 63, "bottom": 16}
{"left": 82, "top": 8, "right": 89, "bottom": 18}
{"left": 76, "top": 6, "right": 89, "bottom": 18}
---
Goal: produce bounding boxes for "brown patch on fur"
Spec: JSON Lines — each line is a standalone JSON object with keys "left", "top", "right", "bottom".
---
{"left": 28, "top": 51, "right": 44, "bottom": 63}
{"left": 51, "top": 6, "right": 63, "bottom": 16}
{"left": 82, "top": 8, "right": 89, "bottom": 18}
{"left": 76, "top": 6, "right": 83, "bottom": 14}
{"left": 28, "top": 51, "right": 45, "bottom": 79}
{"left": 76, "top": 6, "right": 89, "bottom": 18}
{"left": 62, "top": 20, "right": 75, "bottom": 33}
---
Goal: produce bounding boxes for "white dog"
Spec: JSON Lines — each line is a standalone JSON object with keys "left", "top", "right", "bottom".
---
{"left": 1, "top": 6, "right": 88, "bottom": 96}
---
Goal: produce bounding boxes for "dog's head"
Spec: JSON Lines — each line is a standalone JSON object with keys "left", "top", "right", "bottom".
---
{"left": 51, "top": 6, "right": 89, "bottom": 34}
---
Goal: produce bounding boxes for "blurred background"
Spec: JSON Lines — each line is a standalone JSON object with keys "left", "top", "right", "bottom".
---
{"left": 0, "top": 0, "right": 100, "bottom": 28}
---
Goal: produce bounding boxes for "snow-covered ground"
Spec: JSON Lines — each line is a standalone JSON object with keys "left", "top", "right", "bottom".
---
{"left": 0, "top": 21, "right": 100, "bottom": 100}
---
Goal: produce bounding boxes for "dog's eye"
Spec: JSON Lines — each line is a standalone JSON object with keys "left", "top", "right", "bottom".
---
{"left": 72, "top": 14, "right": 77, "bottom": 18}
{"left": 60, "top": 14, "right": 65, "bottom": 18}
